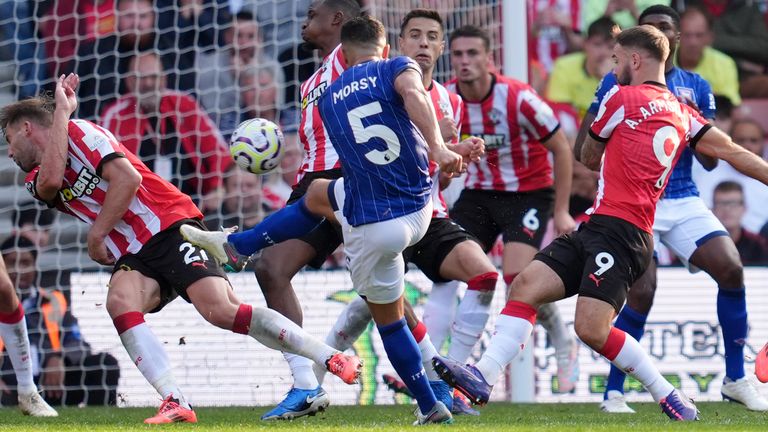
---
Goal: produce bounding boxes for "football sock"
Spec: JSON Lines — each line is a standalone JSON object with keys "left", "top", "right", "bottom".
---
{"left": 448, "top": 272, "right": 497, "bottom": 362}
{"left": 284, "top": 353, "right": 320, "bottom": 390}
{"left": 599, "top": 327, "right": 673, "bottom": 402}
{"left": 537, "top": 302, "right": 573, "bottom": 361}
{"left": 475, "top": 301, "right": 536, "bottom": 384}
{"left": 605, "top": 305, "right": 647, "bottom": 397}
{"left": 228, "top": 196, "right": 324, "bottom": 255}
{"left": 114, "top": 312, "right": 190, "bottom": 409}
{"left": 423, "top": 280, "right": 459, "bottom": 352}
{"left": 0, "top": 305, "right": 36, "bottom": 394}
{"left": 233, "top": 304, "right": 336, "bottom": 365}
{"left": 379, "top": 318, "right": 436, "bottom": 414}
{"left": 411, "top": 321, "right": 440, "bottom": 380}
{"left": 314, "top": 296, "right": 372, "bottom": 384}
{"left": 717, "top": 287, "right": 747, "bottom": 380}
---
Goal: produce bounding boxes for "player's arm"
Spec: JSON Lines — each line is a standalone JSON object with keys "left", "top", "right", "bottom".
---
{"left": 88, "top": 157, "right": 142, "bottom": 265}
{"left": 574, "top": 111, "right": 596, "bottom": 163}
{"left": 394, "top": 68, "right": 463, "bottom": 175}
{"left": 580, "top": 133, "right": 606, "bottom": 172}
{"left": 541, "top": 128, "right": 576, "bottom": 234}
{"left": 694, "top": 126, "right": 768, "bottom": 186}
{"left": 36, "top": 74, "right": 79, "bottom": 202}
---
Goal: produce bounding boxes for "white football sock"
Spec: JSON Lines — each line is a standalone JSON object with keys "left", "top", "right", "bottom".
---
{"left": 475, "top": 314, "right": 533, "bottom": 384}
{"left": 423, "top": 281, "right": 459, "bottom": 352}
{"left": 247, "top": 305, "right": 337, "bottom": 365}
{"left": 605, "top": 330, "right": 674, "bottom": 402}
{"left": 315, "top": 297, "right": 372, "bottom": 385}
{"left": 284, "top": 353, "right": 319, "bottom": 390}
{"left": 537, "top": 302, "right": 573, "bottom": 360}
{"left": 0, "top": 306, "right": 36, "bottom": 394}
{"left": 448, "top": 288, "right": 493, "bottom": 363}
{"left": 417, "top": 332, "right": 441, "bottom": 381}
{"left": 117, "top": 317, "right": 190, "bottom": 409}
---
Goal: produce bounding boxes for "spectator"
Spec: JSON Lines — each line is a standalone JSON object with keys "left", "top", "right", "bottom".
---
{"left": 100, "top": 51, "right": 231, "bottom": 212}
{"left": 240, "top": 64, "right": 281, "bottom": 124}
{"left": 71, "top": 0, "right": 201, "bottom": 120}
{"left": 156, "top": 0, "right": 231, "bottom": 53}
{"left": 584, "top": 0, "right": 671, "bottom": 30}
{"left": 204, "top": 165, "right": 265, "bottom": 231}
{"left": 196, "top": 11, "right": 282, "bottom": 137}
{"left": 0, "top": 0, "right": 48, "bottom": 98}
{"left": 38, "top": 0, "right": 117, "bottom": 80}
{"left": 0, "top": 235, "right": 120, "bottom": 406}
{"left": 683, "top": 0, "right": 768, "bottom": 87}
{"left": 694, "top": 118, "right": 768, "bottom": 232}
{"left": 547, "top": 16, "right": 618, "bottom": 117}
{"left": 712, "top": 181, "right": 768, "bottom": 265}
{"left": 676, "top": 6, "right": 741, "bottom": 106}
{"left": 527, "top": 0, "right": 585, "bottom": 73}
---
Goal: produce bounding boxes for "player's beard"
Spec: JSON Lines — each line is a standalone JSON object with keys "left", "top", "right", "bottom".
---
{"left": 616, "top": 64, "right": 632, "bottom": 86}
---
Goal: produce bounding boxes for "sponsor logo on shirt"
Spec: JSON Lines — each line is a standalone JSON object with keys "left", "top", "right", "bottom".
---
{"left": 59, "top": 167, "right": 100, "bottom": 202}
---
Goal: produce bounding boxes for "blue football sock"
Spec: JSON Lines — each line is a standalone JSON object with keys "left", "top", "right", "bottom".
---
{"left": 604, "top": 305, "right": 647, "bottom": 398}
{"left": 718, "top": 287, "right": 747, "bottom": 380}
{"left": 378, "top": 318, "right": 436, "bottom": 414}
{"left": 227, "top": 196, "right": 324, "bottom": 255}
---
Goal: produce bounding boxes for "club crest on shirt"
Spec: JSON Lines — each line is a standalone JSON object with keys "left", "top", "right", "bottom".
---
{"left": 488, "top": 108, "right": 504, "bottom": 125}
{"left": 675, "top": 87, "right": 696, "bottom": 107}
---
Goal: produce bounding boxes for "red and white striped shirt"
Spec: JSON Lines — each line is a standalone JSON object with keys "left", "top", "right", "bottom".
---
{"left": 296, "top": 44, "right": 347, "bottom": 182}
{"left": 25, "top": 120, "right": 202, "bottom": 259}
{"left": 427, "top": 80, "right": 463, "bottom": 219}
{"left": 447, "top": 74, "right": 560, "bottom": 193}
{"left": 527, "top": 0, "right": 582, "bottom": 72}
{"left": 588, "top": 83, "right": 710, "bottom": 233}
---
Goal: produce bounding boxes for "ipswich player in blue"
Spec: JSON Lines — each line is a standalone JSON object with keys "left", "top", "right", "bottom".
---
{"left": 181, "top": 15, "right": 464, "bottom": 424}
{"left": 575, "top": 5, "right": 768, "bottom": 413}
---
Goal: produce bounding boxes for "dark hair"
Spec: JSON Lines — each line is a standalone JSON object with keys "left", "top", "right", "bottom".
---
{"left": 234, "top": 11, "right": 255, "bottom": 22}
{"left": 449, "top": 25, "right": 490, "bottom": 52}
{"left": 680, "top": 6, "right": 713, "bottom": 32}
{"left": 0, "top": 234, "right": 37, "bottom": 261}
{"left": 321, "top": 0, "right": 362, "bottom": 21}
{"left": 714, "top": 180, "right": 744, "bottom": 195}
{"left": 400, "top": 9, "right": 443, "bottom": 37}
{"left": 714, "top": 94, "right": 734, "bottom": 119}
{"left": 587, "top": 17, "right": 618, "bottom": 40}
{"left": 0, "top": 93, "right": 55, "bottom": 137}
{"left": 340, "top": 15, "right": 386, "bottom": 47}
{"left": 638, "top": 4, "right": 681, "bottom": 30}
{"left": 12, "top": 207, "right": 54, "bottom": 229}
{"left": 616, "top": 25, "right": 669, "bottom": 62}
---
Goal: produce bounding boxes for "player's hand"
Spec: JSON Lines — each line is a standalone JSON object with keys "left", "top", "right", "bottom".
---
{"left": 41, "top": 355, "right": 65, "bottom": 400}
{"left": 87, "top": 232, "right": 116, "bottom": 266}
{"left": 438, "top": 117, "right": 459, "bottom": 143}
{"left": 553, "top": 211, "right": 577, "bottom": 236}
{"left": 451, "top": 136, "right": 485, "bottom": 162}
{"left": 434, "top": 147, "right": 465, "bottom": 177}
{"left": 55, "top": 73, "right": 79, "bottom": 116}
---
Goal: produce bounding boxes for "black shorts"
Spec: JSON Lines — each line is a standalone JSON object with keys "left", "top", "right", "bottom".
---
{"left": 287, "top": 168, "right": 344, "bottom": 269}
{"left": 112, "top": 219, "right": 228, "bottom": 313}
{"left": 451, "top": 188, "right": 554, "bottom": 251}
{"left": 534, "top": 215, "right": 653, "bottom": 312}
{"left": 403, "top": 218, "right": 480, "bottom": 283}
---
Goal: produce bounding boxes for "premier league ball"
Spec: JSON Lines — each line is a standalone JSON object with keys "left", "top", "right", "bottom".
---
{"left": 229, "top": 118, "right": 285, "bottom": 175}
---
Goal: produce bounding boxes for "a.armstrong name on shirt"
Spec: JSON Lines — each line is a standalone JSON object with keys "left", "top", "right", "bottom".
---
{"left": 460, "top": 133, "right": 506, "bottom": 150}
{"left": 59, "top": 167, "right": 100, "bottom": 202}
{"left": 623, "top": 98, "right": 685, "bottom": 130}
{"left": 332, "top": 76, "right": 378, "bottom": 104}
{"left": 301, "top": 82, "right": 328, "bottom": 110}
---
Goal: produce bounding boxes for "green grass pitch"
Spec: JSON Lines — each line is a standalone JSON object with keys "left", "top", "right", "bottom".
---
{"left": 1, "top": 402, "right": 766, "bottom": 431}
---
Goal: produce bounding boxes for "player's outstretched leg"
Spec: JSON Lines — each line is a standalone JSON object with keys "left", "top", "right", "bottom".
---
{"left": 180, "top": 195, "right": 325, "bottom": 271}
{"left": 0, "top": 264, "right": 57, "bottom": 417}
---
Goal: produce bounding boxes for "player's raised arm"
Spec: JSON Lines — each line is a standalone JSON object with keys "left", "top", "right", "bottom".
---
{"left": 37, "top": 74, "right": 79, "bottom": 202}
{"left": 394, "top": 68, "right": 463, "bottom": 175}
{"left": 694, "top": 125, "right": 768, "bottom": 186}
{"left": 574, "top": 111, "right": 597, "bottom": 163}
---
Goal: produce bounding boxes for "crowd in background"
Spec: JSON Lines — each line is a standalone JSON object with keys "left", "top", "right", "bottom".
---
{"left": 0, "top": 0, "right": 768, "bottom": 267}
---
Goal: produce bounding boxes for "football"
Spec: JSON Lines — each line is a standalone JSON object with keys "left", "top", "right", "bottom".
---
{"left": 229, "top": 118, "right": 285, "bottom": 175}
